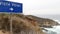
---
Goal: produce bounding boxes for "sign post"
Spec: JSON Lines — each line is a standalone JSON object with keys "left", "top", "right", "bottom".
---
{"left": 0, "top": 1, "right": 22, "bottom": 34}
{"left": 0, "top": 1, "right": 22, "bottom": 13}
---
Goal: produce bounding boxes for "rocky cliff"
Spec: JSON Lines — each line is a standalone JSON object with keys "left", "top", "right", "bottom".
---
{"left": 26, "top": 15, "right": 60, "bottom": 28}
{"left": 0, "top": 13, "right": 59, "bottom": 34}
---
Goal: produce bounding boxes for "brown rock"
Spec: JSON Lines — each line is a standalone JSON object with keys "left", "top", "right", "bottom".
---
{"left": 0, "top": 14, "right": 45, "bottom": 34}
{"left": 26, "top": 15, "right": 60, "bottom": 28}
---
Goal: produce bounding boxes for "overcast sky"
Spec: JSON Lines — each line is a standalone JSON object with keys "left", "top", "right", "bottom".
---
{"left": 7, "top": 0, "right": 60, "bottom": 15}
{"left": 5, "top": 0, "right": 60, "bottom": 33}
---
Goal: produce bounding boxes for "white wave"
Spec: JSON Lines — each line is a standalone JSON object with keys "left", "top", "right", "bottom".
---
{"left": 53, "top": 19, "right": 60, "bottom": 24}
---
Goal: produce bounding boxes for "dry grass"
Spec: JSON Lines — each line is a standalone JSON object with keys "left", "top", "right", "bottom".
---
{"left": 0, "top": 14, "right": 45, "bottom": 34}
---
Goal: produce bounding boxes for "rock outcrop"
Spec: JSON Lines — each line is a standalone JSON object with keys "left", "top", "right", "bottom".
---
{"left": 0, "top": 14, "right": 45, "bottom": 34}
{"left": 0, "top": 13, "right": 60, "bottom": 34}
{"left": 26, "top": 15, "right": 60, "bottom": 28}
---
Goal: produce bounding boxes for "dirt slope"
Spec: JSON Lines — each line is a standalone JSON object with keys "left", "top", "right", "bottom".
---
{"left": 0, "top": 14, "right": 45, "bottom": 34}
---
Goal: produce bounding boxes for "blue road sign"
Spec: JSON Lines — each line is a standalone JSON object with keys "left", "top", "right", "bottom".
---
{"left": 0, "top": 0, "right": 5, "bottom": 1}
{"left": 0, "top": 1, "right": 22, "bottom": 13}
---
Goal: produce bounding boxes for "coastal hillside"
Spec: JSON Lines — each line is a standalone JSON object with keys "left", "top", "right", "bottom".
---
{"left": 26, "top": 15, "right": 60, "bottom": 28}
{"left": 0, "top": 14, "right": 60, "bottom": 34}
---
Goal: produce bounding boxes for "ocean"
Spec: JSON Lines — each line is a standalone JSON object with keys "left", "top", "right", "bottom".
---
{"left": 34, "top": 15, "right": 60, "bottom": 34}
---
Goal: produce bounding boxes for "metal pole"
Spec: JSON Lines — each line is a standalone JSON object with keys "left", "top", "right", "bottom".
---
{"left": 9, "top": 8, "right": 13, "bottom": 34}
{"left": 10, "top": 13, "right": 13, "bottom": 34}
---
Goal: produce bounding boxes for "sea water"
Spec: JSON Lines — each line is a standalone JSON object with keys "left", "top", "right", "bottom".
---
{"left": 35, "top": 15, "right": 60, "bottom": 34}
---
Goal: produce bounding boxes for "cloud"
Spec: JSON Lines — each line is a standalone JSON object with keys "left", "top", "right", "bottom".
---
{"left": 7, "top": 0, "right": 60, "bottom": 15}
